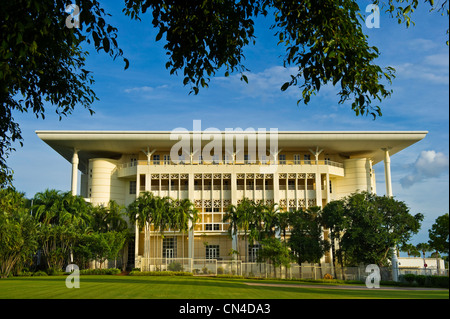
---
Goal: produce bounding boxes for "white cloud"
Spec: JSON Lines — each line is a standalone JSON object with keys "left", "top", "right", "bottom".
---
{"left": 393, "top": 51, "right": 449, "bottom": 85}
{"left": 400, "top": 150, "right": 449, "bottom": 188}
{"left": 124, "top": 84, "right": 169, "bottom": 94}
{"left": 424, "top": 54, "right": 449, "bottom": 67}
{"left": 407, "top": 38, "right": 438, "bottom": 51}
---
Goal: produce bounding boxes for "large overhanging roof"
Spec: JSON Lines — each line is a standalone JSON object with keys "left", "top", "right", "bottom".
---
{"left": 36, "top": 130, "right": 427, "bottom": 173}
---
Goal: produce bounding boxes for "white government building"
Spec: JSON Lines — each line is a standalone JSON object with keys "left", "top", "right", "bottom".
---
{"left": 37, "top": 129, "right": 427, "bottom": 275}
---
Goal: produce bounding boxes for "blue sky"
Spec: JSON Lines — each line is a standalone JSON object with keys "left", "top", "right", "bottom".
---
{"left": 8, "top": 2, "right": 449, "bottom": 249}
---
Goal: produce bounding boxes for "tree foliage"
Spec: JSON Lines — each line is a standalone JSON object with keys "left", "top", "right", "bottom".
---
{"left": 0, "top": 0, "right": 127, "bottom": 185}
{"left": 428, "top": 213, "right": 449, "bottom": 255}
{"left": 288, "top": 207, "right": 330, "bottom": 264}
{"left": 0, "top": 187, "right": 38, "bottom": 278}
{"left": 324, "top": 192, "right": 423, "bottom": 266}
{"left": 1, "top": 0, "right": 448, "bottom": 185}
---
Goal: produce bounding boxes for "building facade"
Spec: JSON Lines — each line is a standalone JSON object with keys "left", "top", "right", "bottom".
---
{"left": 37, "top": 130, "right": 427, "bottom": 270}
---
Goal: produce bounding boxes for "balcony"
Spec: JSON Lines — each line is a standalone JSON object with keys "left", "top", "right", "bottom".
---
{"left": 116, "top": 159, "right": 344, "bottom": 177}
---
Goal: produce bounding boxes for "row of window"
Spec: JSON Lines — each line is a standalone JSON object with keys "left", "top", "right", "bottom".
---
{"left": 130, "top": 180, "right": 332, "bottom": 194}
{"left": 161, "top": 237, "right": 260, "bottom": 261}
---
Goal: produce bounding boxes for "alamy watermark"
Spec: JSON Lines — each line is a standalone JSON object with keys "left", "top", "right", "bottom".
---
{"left": 365, "top": 4, "right": 381, "bottom": 29}
{"left": 65, "top": 264, "right": 80, "bottom": 288}
{"left": 65, "top": 4, "right": 80, "bottom": 29}
{"left": 365, "top": 264, "right": 381, "bottom": 288}
{"left": 169, "top": 120, "right": 279, "bottom": 173}
{"left": 64, "top": 3, "right": 379, "bottom": 30}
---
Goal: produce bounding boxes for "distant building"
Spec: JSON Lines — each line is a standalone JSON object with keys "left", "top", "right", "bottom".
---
{"left": 37, "top": 130, "right": 427, "bottom": 270}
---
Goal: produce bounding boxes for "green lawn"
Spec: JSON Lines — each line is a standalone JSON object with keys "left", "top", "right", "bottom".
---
{"left": 0, "top": 275, "right": 448, "bottom": 299}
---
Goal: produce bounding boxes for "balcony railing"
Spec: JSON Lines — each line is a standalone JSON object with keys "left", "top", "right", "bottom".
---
{"left": 118, "top": 159, "right": 344, "bottom": 169}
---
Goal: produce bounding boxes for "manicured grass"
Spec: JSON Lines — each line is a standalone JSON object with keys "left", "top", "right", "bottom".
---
{"left": 0, "top": 275, "right": 448, "bottom": 299}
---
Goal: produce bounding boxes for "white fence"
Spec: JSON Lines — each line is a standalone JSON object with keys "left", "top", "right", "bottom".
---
{"left": 138, "top": 257, "right": 448, "bottom": 281}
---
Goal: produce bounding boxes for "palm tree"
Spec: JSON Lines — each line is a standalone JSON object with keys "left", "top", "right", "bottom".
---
{"left": 416, "top": 242, "right": 432, "bottom": 268}
{"left": 276, "top": 210, "right": 291, "bottom": 245}
{"left": 261, "top": 203, "right": 280, "bottom": 239}
{"left": 237, "top": 198, "right": 256, "bottom": 264}
{"left": 175, "top": 198, "right": 198, "bottom": 261}
{"left": 152, "top": 196, "right": 173, "bottom": 267}
{"left": 32, "top": 189, "right": 64, "bottom": 225}
{"left": 223, "top": 203, "right": 240, "bottom": 259}
{"left": 127, "top": 192, "right": 155, "bottom": 269}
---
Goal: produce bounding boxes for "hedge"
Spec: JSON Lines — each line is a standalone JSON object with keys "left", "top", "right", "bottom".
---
{"left": 129, "top": 270, "right": 193, "bottom": 276}
{"left": 400, "top": 274, "right": 449, "bottom": 288}
{"left": 79, "top": 268, "right": 121, "bottom": 275}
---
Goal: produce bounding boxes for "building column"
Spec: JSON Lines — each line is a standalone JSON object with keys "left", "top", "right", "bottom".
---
{"left": 383, "top": 147, "right": 398, "bottom": 281}
{"left": 310, "top": 147, "right": 323, "bottom": 208}
{"left": 188, "top": 173, "right": 194, "bottom": 260}
{"left": 71, "top": 149, "right": 79, "bottom": 196}
{"left": 383, "top": 148, "right": 393, "bottom": 197}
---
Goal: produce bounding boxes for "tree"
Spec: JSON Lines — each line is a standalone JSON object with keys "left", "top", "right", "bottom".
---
{"left": 257, "top": 237, "right": 293, "bottom": 277}
{"left": 223, "top": 203, "right": 241, "bottom": 259}
{"left": 0, "top": 0, "right": 128, "bottom": 185}
{"left": 2, "top": 0, "right": 448, "bottom": 185}
{"left": 428, "top": 213, "right": 449, "bottom": 256}
{"left": 288, "top": 207, "right": 329, "bottom": 264}
{"left": 400, "top": 243, "right": 421, "bottom": 257}
{"left": 321, "top": 199, "right": 346, "bottom": 271}
{"left": 174, "top": 198, "right": 199, "bottom": 259}
{"left": 326, "top": 192, "right": 423, "bottom": 266}
{"left": 127, "top": 192, "right": 156, "bottom": 263}
{"left": 0, "top": 187, "right": 38, "bottom": 278}
{"left": 416, "top": 242, "right": 432, "bottom": 259}
{"left": 236, "top": 198, "right": 257, "bottom": 263}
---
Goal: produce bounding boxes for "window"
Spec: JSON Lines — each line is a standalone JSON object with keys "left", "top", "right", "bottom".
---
{"left": 206, "top": 245, "right": 219, "bottom": 259}
{"left": 279, "top": 154, "right": 286, "bottom": 164}
{"left": 244, "top": 154, "right": 250, "bottom": 164}
{"left": 288, "top": 180, "right": 295, "bottom": 190}
{"left": 153, "top": 154, "right": 160, "bottom": 165}
{"left": 178, "top": 154, "right": 185, "bottom": 164}
{"left": 294, "top": 154, "right": 301, "bottom": 164}
{"left": 163, "top": 237, "right": 177, "bottom": 258}
{"left": 260, "top": 155, "right": 267, "bottom": 164}
{"left": 205, "top": 224, "right": 220, "bottom": 231}
{"left": 163, "top": 155, "right": 170, "bottom": 165}
{"left": 130, "top": 157, "right": 137, "bottom": 166}
{"left": 329, "top": 180, "right": 333, "bottom": 193}
{"left": 129, "top": 181, "right": 136, "bottom": 194}
{"left": 304, "top": 154, "right": 311, "bottom": 164}
{"left": 248, "top": 244, "right": 260, "bottom": 262}
{"left": 212, "top": 154, "right": 220, "bottom": 164}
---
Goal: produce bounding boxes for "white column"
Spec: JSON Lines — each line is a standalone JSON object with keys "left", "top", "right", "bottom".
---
{"left": 71, "top": 149, "right": 79, "bottom": 196}
{"left": 383, "top": 148, "right": 398, "bottom": 281}
{"left": 383, "top": 148, "right": 393, "bottom": 197}
{"left": 188, "top": 173, "right": 194, "bottom": 260}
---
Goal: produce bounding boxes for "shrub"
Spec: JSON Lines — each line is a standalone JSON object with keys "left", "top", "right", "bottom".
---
{"left": 415, "top": 275, "right": 427, "bottom": 286}
{"left": 427, "top": 276, "right": 449, "bottom": 288}
{"left": 80, "top": 268, "right": 121, "bottom": 275}
{"left": 323, "top": 273, "right": 333, "bottom": 280}
{"left": 216, "top": 274, "right": 244, "bottom": 279}
{"left": 129, "top": 271, "right": 193, "bottom": 276}
{"left": 399, "top": 274, "right": 449, "bottom": 288}
{"left": 402, "top": 274, "right": 416, "bottom": 284}
{"left": 167, "top": 262, "right": 183, "bottom": 272}
{"left": 217, "top": 267, "right": 224, "bottom": 275}
{"left": 33, "top": 271, "right": 48, "bottom": 276}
